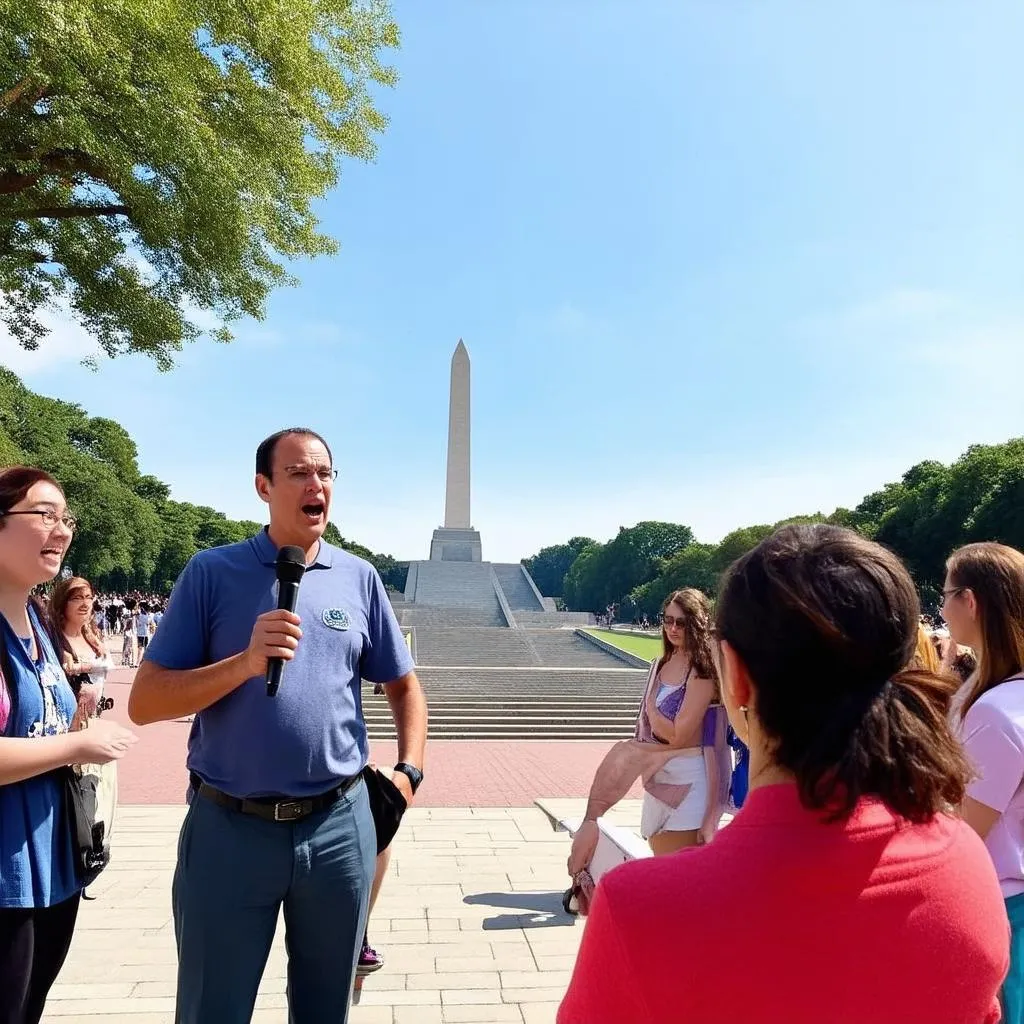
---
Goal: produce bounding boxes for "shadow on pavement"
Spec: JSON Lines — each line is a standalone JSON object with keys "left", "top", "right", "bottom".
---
{"left": 463, "top": 890, "right": 575, "bottom": 930}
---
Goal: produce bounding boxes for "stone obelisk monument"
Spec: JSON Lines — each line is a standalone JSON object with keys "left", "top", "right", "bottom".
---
{"left": 430, "top": 340, "right": 482, "bottom": 561}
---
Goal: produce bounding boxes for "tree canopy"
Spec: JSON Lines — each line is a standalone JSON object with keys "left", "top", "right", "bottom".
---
{"left": 0, "top": 366, "right": 405, "bottom": 591}
{"left": 1, "top": 0, "right": 398, "bottom": 367}
{"left": 526, "top": 440, "right": 1024, "bottom": 617}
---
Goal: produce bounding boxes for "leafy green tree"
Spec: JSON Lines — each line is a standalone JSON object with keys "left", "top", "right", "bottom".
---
{"left": 630, "top": 542, "right": 720, "bottom": 614}
{"left": 562, "top": 543, "right": 604, "bottom": 612}
{"left": 1, "top": 0, "right": 399, "bottom": 367}
{"left": 710, "top": 525, "right": 774, "bottom": 575}
{"left": 602, "top": 521, "right": 693, "bottom": 613}
{"left": 523, "top": 536, "right": 594, "bottom": 599}
{"left": 0, "top": 366, "right": 401, "bottom": 591}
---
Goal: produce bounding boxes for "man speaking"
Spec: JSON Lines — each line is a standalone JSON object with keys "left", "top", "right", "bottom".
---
{"left": 129, "top": 428, "right": 427, "bottom": 1023}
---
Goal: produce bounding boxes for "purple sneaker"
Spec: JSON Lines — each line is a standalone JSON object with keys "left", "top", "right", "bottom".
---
{"left": 357, "top": 941, "right": 384, "bottom": 975}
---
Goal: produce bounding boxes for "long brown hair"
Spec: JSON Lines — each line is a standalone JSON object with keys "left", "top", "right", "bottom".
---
{"left": 947, "top": 542, "right": 1024, "bottom": 718}
{"left": 660, "top": 588, "right": 717, "bottom": 681}
{"left": 49, "top": 577, "right": 104, "bottom": 659}
{"left": 716, "top": 524, "right": 969, "bottom": 822}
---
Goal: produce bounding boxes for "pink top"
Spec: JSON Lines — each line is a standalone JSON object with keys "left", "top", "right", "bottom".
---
{"left": 0, "top": 671, "right": 9, "bottom": 732}
{"left": 963, "top": 677, "right": 1024, "bottom": 898}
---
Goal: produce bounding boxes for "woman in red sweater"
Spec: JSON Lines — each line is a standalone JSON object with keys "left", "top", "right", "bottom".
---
{"left": 559, "top": 525, "right": 1008, "bottom": 1024}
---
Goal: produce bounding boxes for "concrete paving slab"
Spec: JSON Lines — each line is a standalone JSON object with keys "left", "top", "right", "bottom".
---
{"left": 42, "top": 804, "right": 589, "bottom": 1023}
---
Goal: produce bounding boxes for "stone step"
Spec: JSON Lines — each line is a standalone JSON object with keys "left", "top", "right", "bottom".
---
{"left": 366, "top": 698, "right": 639, "bottom": 706}
{"left": 493, "top": 563, "right": 544, "bottom": 611}
{"left": 367, "top": 728, "right": 632, "bottom": 740}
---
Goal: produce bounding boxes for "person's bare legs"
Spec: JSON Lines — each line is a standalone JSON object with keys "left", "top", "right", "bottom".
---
{"left": 359, "top": 847, "right": 392, "bottom": 974}
{"left": 369, "top": 846, "right": 391, "bottom": 915}
{"left": 649, "top": 829, "right": 701, "bottom": 856}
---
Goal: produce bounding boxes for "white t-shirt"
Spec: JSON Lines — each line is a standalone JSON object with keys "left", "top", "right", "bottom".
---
{"left": 135, "top": 613, "right": 152, "bottom": 638}
{"left": 962, "top": 677, "right": 1024, "bottom": 898}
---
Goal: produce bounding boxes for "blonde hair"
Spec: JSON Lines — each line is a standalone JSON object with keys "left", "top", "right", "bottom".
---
{"left": 911, "top": 625, "right": 941, "bottom": 674}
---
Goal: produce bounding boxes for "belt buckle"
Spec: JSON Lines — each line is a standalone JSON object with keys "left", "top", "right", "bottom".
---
{"left": 273, "top": 800, "right": 306, "bottom": 822}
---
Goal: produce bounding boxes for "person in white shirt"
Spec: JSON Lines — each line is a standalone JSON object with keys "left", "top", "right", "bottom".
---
{"left": 135, "top": 603, "right": 153, "bottom": 653}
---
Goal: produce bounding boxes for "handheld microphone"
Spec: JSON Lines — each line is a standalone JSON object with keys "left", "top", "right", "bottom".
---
{"left": 266, "top": 545, "right": 306, "bottom": 697}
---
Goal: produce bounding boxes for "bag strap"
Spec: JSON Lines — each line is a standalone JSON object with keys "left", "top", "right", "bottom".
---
{"left": 0, "top": 634, "right": 15, "bottom": 732}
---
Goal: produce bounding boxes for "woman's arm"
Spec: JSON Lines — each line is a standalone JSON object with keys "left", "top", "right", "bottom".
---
{"left": 0, "top": 733, "right": 84, "bottom": 786}
{"left": 648, "top": 677, "right": 715, "bottom": 748}
{"left": 962, "top": 796, "right": 1000, "bottom": 839}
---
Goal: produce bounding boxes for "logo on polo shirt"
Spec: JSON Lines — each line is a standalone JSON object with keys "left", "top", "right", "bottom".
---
{"left": 322, "top": 608, "right": 351, "bottom": 631}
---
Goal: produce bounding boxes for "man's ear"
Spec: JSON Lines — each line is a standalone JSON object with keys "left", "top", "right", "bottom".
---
{"left": 255, "top": 474, "right": 271, "bottom": 505}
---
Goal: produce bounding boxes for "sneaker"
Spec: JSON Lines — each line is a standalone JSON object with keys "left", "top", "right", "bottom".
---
{"left": 357, "top": 941, "right": 384, "bottom": 975}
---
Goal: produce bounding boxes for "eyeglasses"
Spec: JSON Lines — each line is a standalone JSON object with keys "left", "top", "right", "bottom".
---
{"left": 1, "top": 509, "right": 78, "bottom": 532}
{"left": 662, "top": 614, "right": 687, "bottom": 629}
{"left": 282, "top": 466, "right": 337, "bottom": 483}
{"left": 939, "top": 587, "right": 965, "bottom": 606}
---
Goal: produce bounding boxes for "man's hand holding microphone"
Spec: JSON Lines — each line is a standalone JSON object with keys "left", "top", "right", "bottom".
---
{"left": 244, "top": 608, "right": 303, "bottom": 683}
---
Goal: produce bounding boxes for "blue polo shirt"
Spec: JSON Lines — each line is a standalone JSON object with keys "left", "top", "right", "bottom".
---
{"left": 144, "top": 529, "right": 413, "bottom": 798}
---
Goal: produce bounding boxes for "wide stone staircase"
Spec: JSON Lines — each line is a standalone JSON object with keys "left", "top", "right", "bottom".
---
{"left": 492, "top": 563, "right": 544, "bottom": 611}
{"left": 364, "top": 666, "right": 646, "bottom": 740}
{"left": 413, "top": 626, "right": 538, "bottom": 666}
{"left": 381, "top": 561, "right": 639, "bottom": 739}
{"left": 411, "top": 625, "right": 634, "bottom": 669}
{"left": 523, "top": 629, "right": 636, "bottom": 668}
{"left": 399, "top": 605, "right": 505, "bottom": 628}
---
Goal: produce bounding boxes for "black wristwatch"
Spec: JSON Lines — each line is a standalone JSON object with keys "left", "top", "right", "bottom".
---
{"left": 393, "top": 762, "right": 423, "bottom": 795}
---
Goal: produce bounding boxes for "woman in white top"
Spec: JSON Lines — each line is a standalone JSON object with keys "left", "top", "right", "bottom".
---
{"left": 943, "top": 541, "right": 1024, "bottom": 1023}
{"left": 48, "top": 577, "right": 113, "bottom": 720}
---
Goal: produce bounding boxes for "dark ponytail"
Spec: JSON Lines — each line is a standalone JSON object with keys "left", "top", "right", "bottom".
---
{"left": 717, "top": 525, "right": 970, "bottom": 821}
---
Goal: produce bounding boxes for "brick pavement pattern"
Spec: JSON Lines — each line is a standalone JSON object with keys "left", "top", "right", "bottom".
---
{"left": 40, "top": 801, "right": 643, "bottom": 1024}
{"left": 102, "top": 667, "right": 641, "bottom": 807}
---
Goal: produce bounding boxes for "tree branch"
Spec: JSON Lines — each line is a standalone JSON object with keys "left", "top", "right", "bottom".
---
{"left": 0, "top": 78, "right": 49, "bottom": 112}
{"left": 8, "top": 204, "right": 130, "bottom": 221}
{"left": 0, "top": 78, "right": 34, "bottom": 111}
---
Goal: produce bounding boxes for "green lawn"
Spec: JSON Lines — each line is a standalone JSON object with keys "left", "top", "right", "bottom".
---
{"left": 585, "top": 628, "right": 661, "bottom": 661}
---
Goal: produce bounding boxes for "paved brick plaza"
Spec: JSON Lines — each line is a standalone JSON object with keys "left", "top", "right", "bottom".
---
{"left": 101, "top": 668, "right": 641, "bottom": 807}
{"left": 44, "top": 663, "right": 643, "bottom": 1022}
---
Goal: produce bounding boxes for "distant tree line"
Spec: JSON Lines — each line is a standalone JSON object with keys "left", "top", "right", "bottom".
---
{"left": 523, "top": 439, "right": 1024, "bottom": 618}
{"left": 0, "top": 368, "right": 407, "bottom": 593}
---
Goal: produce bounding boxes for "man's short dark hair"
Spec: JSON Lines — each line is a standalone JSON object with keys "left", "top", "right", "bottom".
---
{"left": 255, "top": 428, "right": 334, "bottom": 480}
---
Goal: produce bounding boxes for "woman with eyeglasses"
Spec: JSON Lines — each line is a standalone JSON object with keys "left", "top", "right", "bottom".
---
{"left": 0, "top": 466, "right": 137, "bottom": 1024}
{"left": 942, "top": 542, "right": 1024, "bottom": 1023}
{"left": 559, "top": 525, "right": 1007, "bottom": 1023}
{"left": 47, "top": 577, "right": 114, "bottom": 722}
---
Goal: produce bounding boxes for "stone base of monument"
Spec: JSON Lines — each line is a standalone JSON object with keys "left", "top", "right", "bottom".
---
{"left": 429, "top": 526, "right": 482, "bottom": 562}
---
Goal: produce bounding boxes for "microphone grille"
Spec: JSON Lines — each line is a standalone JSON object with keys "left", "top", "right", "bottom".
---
{"left": 276, "top": 545, "right": 307, "bottom": 583}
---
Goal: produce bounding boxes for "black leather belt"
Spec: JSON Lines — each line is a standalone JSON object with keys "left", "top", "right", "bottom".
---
{"left": 189, "top": 771, "right": 360, "bottom": 823}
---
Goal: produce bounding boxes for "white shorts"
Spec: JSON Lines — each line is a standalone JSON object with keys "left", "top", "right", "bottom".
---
{"left": 641, "top": 752, "right": 708, "bottom": 838}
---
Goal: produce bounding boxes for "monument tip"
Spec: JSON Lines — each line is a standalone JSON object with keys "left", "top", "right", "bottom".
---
{"left": 453, "top": 338, "right": 469, "bottom": 360}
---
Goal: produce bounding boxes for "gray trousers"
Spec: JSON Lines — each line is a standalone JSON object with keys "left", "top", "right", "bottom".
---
{"left": 172, "top": 778, "right": 376, "bottom": 1024}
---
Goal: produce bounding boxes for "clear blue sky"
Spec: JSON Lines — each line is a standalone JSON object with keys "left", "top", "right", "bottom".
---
{"left": 5, "top": 1, "right": 1023, "bottom": 563}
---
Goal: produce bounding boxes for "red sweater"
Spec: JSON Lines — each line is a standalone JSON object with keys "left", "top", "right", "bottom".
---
{"left": 558, "top": 783, "right": 1008, "bottom": 1024}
